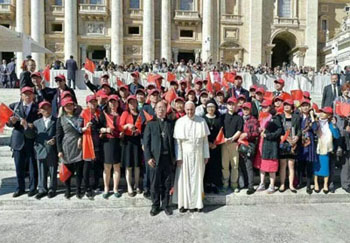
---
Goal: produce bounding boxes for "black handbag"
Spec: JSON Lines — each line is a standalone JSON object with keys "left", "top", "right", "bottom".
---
{"left": 238, "top": 142, "right": 256, "bottom": 158}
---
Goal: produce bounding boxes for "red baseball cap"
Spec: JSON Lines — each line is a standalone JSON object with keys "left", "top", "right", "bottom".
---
{"left": 96, "top": 89, "right": 108, "bottom": 99}
{"left": 186, "top": 89, "right": 195, "bottom": 96}
{"left": 146, "top": 83, "right": 156, "bottom": 89}
{"left": 249, "top": 85, "right": 258, "bottom": 91}
{"left": 216, "top": 90, "right": 224, "bottom": 96}
{"left": 200, "top": 91, "right": 208, "bottom": 97}
{"left": 149, "top": 89, "right": 160, "bottom": 96}
{"left": 108, "top": 94, "right": 119, "bottom": 101}
{"left": 86, "top": 94, "right": 97, "bottom": 103}
{"left": 300, "top": 99, "right": 311, "bottom": 105}
{"left": 131, "top": 72, "right": 139, "bottom": 78}
{"left": 39, "top": 101, "right": 51, "bottom": 109}
{"left": 180, "top": 80, "right": 187, "bottom": 84}
{"left": 126, "top": 95, "right": 137, "bottom": 103}
{"left": 283, "top": 99, "right": 294, "bottom": 106}
{"left": 256, "top": 87, "right": 265, "bottom": 94}
{"left": 235, "top": 75, "right": 243, "bottom": 80}
{"left": 30, "top": 72, "right": 41, "bottom": 78}
{"left": 261, "top": 100, "right": 273, "bottom": 107}
{"left": 119, "top": 84, "right": 129, "bottom": 91}
{"left": 242, "top": 102, "right": 252, "bottom": 110}
{"left": 170, "top": 80, "right": 178, "bottom": 85}
{"left": 274, "top": 79, "right": 285, "bottom": 85}
{"left": 60, "top": 91, "right": 72, "bottom": 99}
{"left": 175, "top": 97, "right": 185, "bottom": 103}
{"left": 320, "top": 106, "right": 333, "bottom": 114}
{"left": 61, "top": 97, "right": 74, "bottom": 107}
{"left": 55, "top": 74, "right": 66, "bottom": 82}
{"left": 303, "top": 91, "right": 311, "bottom": 99}
{"left": 135, "top": 89, "right": 146, "bottom": 95}
{"left": 21, "top": 86, "right": 34, "bottom": 94}
{"left": 227, "top": 97, "right": 237, "bottom": 104}
{"left": 274, "top": 96, "right": 284, "bottom": 102}
{"left": 238, "top": 94, "right": 246, "bottom": 100}
{"left": 195, "top": 79, "right": 203, "bottom": 84}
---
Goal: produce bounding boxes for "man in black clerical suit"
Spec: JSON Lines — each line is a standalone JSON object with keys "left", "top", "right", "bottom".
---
{"left": 143, "top": 101, "right": 175, "bottom": 216}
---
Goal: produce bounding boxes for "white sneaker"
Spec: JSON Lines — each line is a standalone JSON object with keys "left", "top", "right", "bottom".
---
{"left": 256, "top": 184, "right": 266, "bottom": 192}
{"left": 266, "top": 186, "right": 275, "bottom": 194}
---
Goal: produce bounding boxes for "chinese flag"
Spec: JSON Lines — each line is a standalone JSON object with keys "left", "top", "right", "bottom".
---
{"left": 335, "top": 101, "right": 342, "bottom": 116}
{"left": 116, "top": 78, "right": 123, "bottom": 87}
{"left": 80, "top": 108, "right": 96, "bottom": 160}
{"left": 213, "top": 82, "right": 222, "bottom": 92}
{"left": 276, "top": 105, "right": 284, "bottom": 114}
{"left": 238, "top": 139, "right": 249, "bottom": 146}
{"left": 85, "top": 58, "right": 96, "bottom": 74}
{"left": 206, "top": 77, "right": 213, "bottom": 93}
{"left": 59, "top": 164, "right": 72, "bottom": 182}
{"left": 258, "top": 111, "right": 270, "bottom": 121}
{"left": 148, "top": 74, "right": 163, "bottom": 89}
{"left": 164, "top": 88, "right": 177, "bottom": 103}
{"left": 222, "top": 77, "right": 229, "bottom": 89}
{"left": 280, "top": 129, "right": 290, "bottom": 144}
{"left": 312, "top": 103, "right": 319, "bottom": 113}
{"left": 135, "top": 115, "right": 142, "bottom": 133}
{"left": 143, "top": 110, "right": 153, "bottom": 122}
{"left": 167, "top": 72, "right": 176, "bottom": 82}
{"left": 344, "top": 103, "right": 350, "bottom": 117}
{"left": 0, "top": 103, "right": 14, "bottom": 133}
{"left": 291, "top": 90, "right": 303, "bottom": 101}
{"left": 281, "top": 92, "right": 292, "bottom": 101}
{"left": 103, "top": 111, "right": 115, "bottom": 130}
{"left": 224, "top": 72, "right": 235, "bottom": 83}
{"left": 264, "top": 91, "right": 274, "bottom": 101}
{"left": 214, "top": 127, "right": 225, "bottom": 145}
{"left": 43, "top": 65, "right": 51, "bottom": 82}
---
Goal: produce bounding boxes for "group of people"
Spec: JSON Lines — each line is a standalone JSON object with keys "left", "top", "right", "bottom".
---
{"left": 6, "top": 57, "right": 350, "bottom": 217}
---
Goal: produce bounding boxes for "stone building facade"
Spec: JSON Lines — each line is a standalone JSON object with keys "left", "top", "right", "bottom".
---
{"left": 0, "top": 0, "right": 348, "bottom": 70}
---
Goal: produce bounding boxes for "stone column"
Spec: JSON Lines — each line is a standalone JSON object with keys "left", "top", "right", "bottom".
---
{"left": 304, "top": 0, "right": 318, "bottom": 69}
{"left": 104, "top": 44, "right": 111, "bottom": 61}
{"left": 80, "top": 44, "right": 87, "bottom": 65}
{"left": 249, "top": 0, "right": 263, "bottom": 66}
{"left": 31, "top": 0, "right": 45, "bottom": 70}
{"left": 161, "top": 0, "right": 171, "bottom": 63}
{"left": 111, "top": 0, "right": 123, "bottom": 65}
{"left": 202, "top": 0, "right": 213, "bottom": 62}
{"left": 143, "top": 0, "right": 155, "bottom": 63}
{"left": 172, "top": 48, "right": 179, "bottom": 63}
{"left": 16, "top": 0, "right": 30, "bottom": 74}
{"left": 64, "top": 0, "right": 78, "bottom": 63}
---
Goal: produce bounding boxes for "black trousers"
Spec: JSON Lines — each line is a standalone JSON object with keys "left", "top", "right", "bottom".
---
{"left": 149, "top": 155, "right": 173, "bottom": 209}
{"left": 13, "top": 147, "right": 38, "bottom": 192}
{"left": 329, "top": 153, "right": 337, "bottom": 190}
{"left": 83, "top": 161, "right": 93, "bottom": 192}
{"left": 37, "top": 159, "right": 57, "bottom": 193}
{"left": 238, "top": 155, "right": 254, "bottom": 189}
{"left": 93, "top": 157, "right": 103, "bottom": 189}
{"left": 297, "top": 160, "right": 313, "bottom": 188}
{"left": 64, "top": 161, "right": 83, "bottom": 191}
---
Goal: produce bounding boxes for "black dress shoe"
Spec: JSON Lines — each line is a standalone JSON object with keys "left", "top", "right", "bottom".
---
{"left": 164, "top": 207, "right": 173, "bottom": 216}
{"left": 12, "top": 190, "right": 25, "bottom": 198}
{"left": 247, "top": 188, "right": 255, "bottom": 195}
{"left": 306, "top": 188, "right": 313, "bottom": 195}
{"left": 290, "top": 188, "right": 297, "bottom": 194}
{"left": 64, "top": 190, "right": 71, "bottom": 199}
{"left": 35, "top": 192, "right": 47, "bottom": 200}
{"left": 150, "top": 207, "right": 161, "bottom": 216}
{"left": 76, "top": 191, "right": 83, "bottom": 199}
{"left": 179, "top": 207, "right": 187, "bottom": 213}
{"left": 330, "top": 187, "right": 336, "bottom": 193}
{"left": 128, "top": 192, "right": 136, "bottom": 197}
{"left": 28, "top": 190, "right": 37, "bottom": 197}
{"left": 278, "top": 187, "right": 286, "bottom": 193}
{"left": 143, "top": 191, "right": 151, "bottom": 199}
{"left": 314, "top": 188, "right": 321, "bottom": 193}
{"left": 296, "top": 184, "right": 304, "bottom": 190}
{"left": 189, "top": 209, "right": 197, "bottom": 213}
{"left": 47, "top": 191, "right": 56, "bottom": 198}
{"left": 86, "top": 190, "right": 94, "bottom": 200}
{"left": 323, "top": 189, "right": 329, "bottom": 194}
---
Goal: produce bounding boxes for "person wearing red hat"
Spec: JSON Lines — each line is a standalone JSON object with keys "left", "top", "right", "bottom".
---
{"left": 273, "top": 79, "right": 285, "bottom": 97}
{"left": 171, "top": 97, "right": 185, "bottom": 120}
{"left": 194, "top": 79, "right": 203, "bottom": 101}
{"left": 135, "top": 89, "right": 146, "bottom": 111}
{"left": 99, "top": 94, "right": 123, "bottom": 199}
{"left": 84, "top": 73, "right": 117, "bottom": 95}
{"left": 195, "top": 91, "right": 209, "bottom": 117}
{"left": 238, "top": 102, "right": 259, "bottom": 195}
{"left": 249, "top": 85, "right": 258, "bottom": 99}
{"left": 7, "top": 86, "right": 39, "bottom": 198}
{"left": 297, "top": 98, "right": 318, "bottom": 194}
{"left": 221, "top": 97, "right": 244, "bottom": 193}
{"left": 303, "top": 91, "right": 311, "bottom": 100}
{"left": 56, "top": 97, "right": 84, "bottom": 199}
{"left": 314, "top": 107, "right": 340, "bottom": 194}
{"left": 169, "top": 80, "right": 179, "bottom": 91}
{"left": 278, "top": 99, "right": 301, "bottom": 193}
{"left": 120, "top": 95, "right": 142, "bottom": 197}
{"left": 227, "top": 75, "right": 249, "bottom": 101}
{"left": 237, "top": 94, "right": 246, "bottom": 114}
{"left": 52, "top": 74, "right": 77, "bottom": 118}
{"left": 255, "top": 101, "right": 283, "bottom": 194}
{"left": 129, "top": 71, "right": 144, "bottom": 95}
{"left": 273, "top": 96, "right": 284, "bottom": 114}
{"left": 118, "top": 85, "right": 129, "bottom": 111}
{"left": 186, "top": 89, "right": 197, "bottom": 104}
{"left": 25, "top": 101, "right": 58, "bottom": 199}
{"left": 251, "top": 87, "right": 265, "bottom": 118}
{"left": 29, "top": 71, "right": 56, "bottom": 104}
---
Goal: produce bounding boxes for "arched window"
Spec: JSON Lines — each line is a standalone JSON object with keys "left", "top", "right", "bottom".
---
{"left": 179, "top": 0, "right": 194, "bottom": 11}
{"left": 130, "top": 0, "right": 140, "bottom": 9}
{"left": 278, "top": 0, "right": 291, "bottom": 17}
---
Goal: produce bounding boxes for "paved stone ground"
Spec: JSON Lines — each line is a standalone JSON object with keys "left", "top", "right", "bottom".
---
{"left": 0, "top": 203, "right": 349, "bottom": 243}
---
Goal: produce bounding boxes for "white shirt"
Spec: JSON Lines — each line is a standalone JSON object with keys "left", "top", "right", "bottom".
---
{"left": 43, "top": 116, "right": 52, "bottom": 129}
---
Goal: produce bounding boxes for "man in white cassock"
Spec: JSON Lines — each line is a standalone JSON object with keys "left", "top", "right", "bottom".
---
{"left": 172, "top": 101, "right": 210, "bottom": 213}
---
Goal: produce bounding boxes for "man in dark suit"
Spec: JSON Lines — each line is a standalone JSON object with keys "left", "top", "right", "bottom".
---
{"left": 65, "top": 55, "right": 78, "bottom": 89}
{"left": 128, "top": 71, "right": 144, "bottom": 95}
{"left": 0, "top": 59, "right": 8, "bottom": 88}
{"left": 7, "top": 86, "right": 39, "bottom": 197}
{"left": 227, "top": 75, "right": 250, "bottom": 100}
{"left": 143, "top": 101, "right": 175, "bottom": 216}
{"left": 25, "top": 101, "right": 58, "bottom": 199}
{"left": 322, "top": 74, "right": 341, "bottom": 108}
{"left": 7, "top": 58, "right": 17, "bottom": 88}
{"left": 272, "top": 79, "right": 286, "bottom": 97}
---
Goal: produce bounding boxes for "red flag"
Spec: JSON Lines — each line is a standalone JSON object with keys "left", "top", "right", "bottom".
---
{"left": 167, "top": 72, "right": 176, "bottom": 82}
{"left": 43, "top": 65, "right": 50, "bottom": 82}
{"left": 276, "top": 105, "right": 284, "bottom": 114}
{"left": 264, "top": 91, "right": 274, "bottom": 101}
{"left": 103, "top": 111, "right": 115, "bottom": 130}
{"left": 85, "top": 58, "right": 96, "bottom": 74}
{"left": 258, "top": 111, "right": 270, "bottom": 121}
{"left": 214, "top": 127, "right": 225, "bottom": 145}
{"left": 148, "top": 74, "right": 163, "bottom": 89}
{"left": 213, "top": 82, "right": 222, "bottom": 92}
{"left": 206, "top": 78, "right": 213, "bottom": 93}
{"left": 280, "top": 129, "right": 290, "bottom": 144}
{"left": 59, "top": 164, "right": 72, "bottom": 182}
{"left": 164, "top": 88, "right": 177, "bottom": 103}
{"left": 238, "top": 139, "right": 249, "bottom": 146}
{"left": 143, "top": 110, "right": 153, "bottom": 122}
{"left": 224, "top": 72, "right": 235, "bottom": 83}
{"left": 116, "top": 78, "right": 123, "bottom": 87}
{"left": 135, "top": 115, "right": 142, "bottom": 133}
{"left": 281, "top": 92, "right": 292, "bottom": 101}
{"left": 222, "top": 77, "right": 229, "bottom": 89}
{"left": 80, "top": 109, "right": 96, "bottom": 160}
{"left": 312, "top": 103, "right": 319, "bottom": 113}
{"left": 291, "top": 90, "right": 303, "bottom": 101}
{"left": 0, "top": 103, "right": 14, "bottom": 133}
